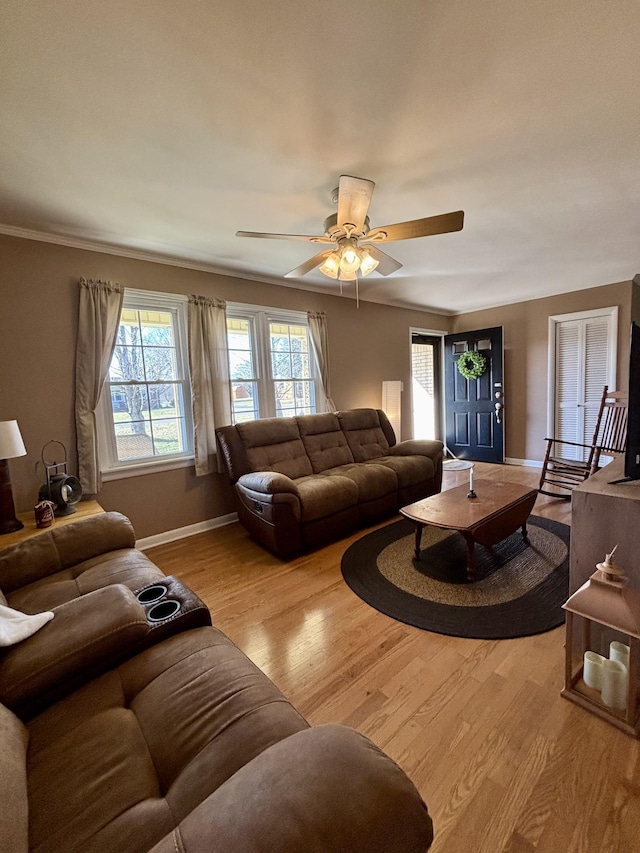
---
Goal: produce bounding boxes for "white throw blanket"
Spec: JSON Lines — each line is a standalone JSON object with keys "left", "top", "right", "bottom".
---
{"left": 0, "top": 604, "right": 54, "bottom": 647}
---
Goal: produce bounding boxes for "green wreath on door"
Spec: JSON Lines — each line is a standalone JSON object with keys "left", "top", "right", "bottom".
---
{"left": 456, "top": 350, "right": 487, "bottom": 380}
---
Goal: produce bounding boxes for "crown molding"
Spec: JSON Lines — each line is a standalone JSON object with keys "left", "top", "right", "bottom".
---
{"left": 0, "top": 222, "right": 456, "bottom": 315}
{"left": 0, "top": 222, "right": 290, "bottom": 283}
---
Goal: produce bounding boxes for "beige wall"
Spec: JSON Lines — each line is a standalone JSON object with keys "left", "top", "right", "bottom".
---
{"left": 452, "top": 281, "right": 634, "bottom": 462}
{"left": 0, "top": 234, "right": 448, "bottom": 537}
{"left": 1, "top": 232, "right": 633, "bottom": 537}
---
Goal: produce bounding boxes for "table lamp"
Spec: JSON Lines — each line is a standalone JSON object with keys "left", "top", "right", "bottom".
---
{"left": 0, "top": 420, "right": 27, "bottom": 534}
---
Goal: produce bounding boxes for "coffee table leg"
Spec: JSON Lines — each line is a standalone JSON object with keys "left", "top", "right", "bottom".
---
{"left": 522, "top": 521, "right": 529, "bottom": 544}
{"left": 413, "top": 523, "right": 424, "bottom": 561}
{"left": 462, "top": 532, "right": 476, "bottom": 581}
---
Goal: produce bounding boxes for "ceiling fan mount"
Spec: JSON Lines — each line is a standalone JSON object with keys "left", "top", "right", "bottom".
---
{"left": 320, "top": 212, "right": 371, "bottom": 243}
{"left": 236, "top": 175, "right": 464, "bottom": 301}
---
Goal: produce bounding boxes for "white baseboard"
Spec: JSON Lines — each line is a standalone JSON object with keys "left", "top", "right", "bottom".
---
{"left": 137, "top": 460, "right": 544, "bottom": 547}
{"left": 136, "top": 512, "right": 238, "bottom": 550}
{"left": 505, "top": 457, "right": 543, "bottom": 469}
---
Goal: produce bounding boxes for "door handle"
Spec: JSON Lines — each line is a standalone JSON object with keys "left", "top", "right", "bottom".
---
{"left": 494, "top": 389, "right": 504, "bottom": 424}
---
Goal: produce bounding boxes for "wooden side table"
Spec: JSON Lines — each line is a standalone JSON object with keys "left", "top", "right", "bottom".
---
{"left": 0, "top": 500, "right": 104, "bottom": 550}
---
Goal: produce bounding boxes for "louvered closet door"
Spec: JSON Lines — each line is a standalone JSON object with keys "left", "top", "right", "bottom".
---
{"left": 555, "top": 315, "right": 612, "bottom": 461}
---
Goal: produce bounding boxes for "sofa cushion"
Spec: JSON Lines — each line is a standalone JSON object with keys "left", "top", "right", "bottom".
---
{"left": 237, "top": 417, "right": 313, "bottom": 480}
{"left": 0, "top": 512, "right": 136, "bottom": 595}
{"left": 150, "top": 724, "right": 434, "bottom": 853}
{"left": 298, "top": 413, "right": 355, "bottom": 473}
{"left": 367, "top": 454, "right": 435, "bottom": 488}
{"left": 26, "top": 627, "right": 309, "bottom": 853}
{"left": 323, "top": 463, "right": 397, "bottom": 501}
{"left": 0, "top": 703, "right": 29, "bottom": 853}
{"left": 295, "top": 474, "right": 359, "bottom": 522}
{"left": 337, "top": 409, "right": 391, "bottom": 462}
{"left": 7, "top": 549, "right": 164, "bottom": 614}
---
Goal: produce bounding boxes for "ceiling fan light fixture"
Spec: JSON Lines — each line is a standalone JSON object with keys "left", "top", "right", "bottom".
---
{"left": 358, "top": 247, "right": 379, "bottom": 276}
{"left": 338, "top": 239, "right": 361, "bottom": 273}
{"left": 237, "top": 175, "right": 464, "bottom": 303}
{"left": 319, "top": 251, "right": 341, "bottom": 279}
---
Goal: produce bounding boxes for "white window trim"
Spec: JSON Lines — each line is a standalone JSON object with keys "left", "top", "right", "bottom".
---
{"left": 97, "top": 288, "right": 194, "bottom": 479}
{"left": 226, "top": 302, "right": 321, "bottom": 421}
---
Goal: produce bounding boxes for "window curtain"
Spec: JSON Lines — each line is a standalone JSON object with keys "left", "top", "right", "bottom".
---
{"left": 188, "top": 295, "right": 232, "bottom": 475}
{"left": 307, "top": 311, "right": 336, "bottom": 412}
{"left": 75, "top": 278, "right": 124, "bottom": 494}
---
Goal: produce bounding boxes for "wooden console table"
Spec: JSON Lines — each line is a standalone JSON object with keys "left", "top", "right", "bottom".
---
{"left": 571, "top": 457, "right": 640, "bottom": 593}
{"left": 0, "top": 500, "right": 104, "bottom": 550}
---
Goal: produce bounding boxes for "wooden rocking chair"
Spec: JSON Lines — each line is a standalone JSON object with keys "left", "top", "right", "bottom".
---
{"left": 539, "top": 386, "right": 629, "bottom": 499}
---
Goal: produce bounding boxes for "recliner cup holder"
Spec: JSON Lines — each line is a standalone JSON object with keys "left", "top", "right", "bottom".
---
{"left": 147, "top": 599, "right": 181, "bottom": 622}
{"left": 134, "top": 576, "right": 211, "bottom": 640}
{"left": 136, "top": 584, "right": 168, "bottom": 604}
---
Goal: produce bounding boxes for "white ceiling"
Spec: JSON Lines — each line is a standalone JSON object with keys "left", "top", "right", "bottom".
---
{"left": 1, "top": 1, "right": 639, "bottom": 314}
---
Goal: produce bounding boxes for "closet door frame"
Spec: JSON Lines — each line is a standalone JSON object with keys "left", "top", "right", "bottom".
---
{"left": 546, "top": 306, "right": 618, "bottom": 440}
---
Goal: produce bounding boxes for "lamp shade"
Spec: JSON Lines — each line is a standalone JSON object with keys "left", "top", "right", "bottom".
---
{"left": 0, "top": 421, "right": 27, "bottom": 460}
{"left": 339, "top": 240, "right": 360, "bottom": 273}
{"left": 319, "top": 252, "right": 341, "bottom": 279}
{"left": 382, "top": 381, "right": 403, "bottom": 440}
{"left": 358, "top": 247, "right": 379, "bottom": 276}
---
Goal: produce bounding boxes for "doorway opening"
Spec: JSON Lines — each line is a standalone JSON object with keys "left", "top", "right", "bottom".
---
{"left": 410, "top": 332, "right": 442, "bottom": 440}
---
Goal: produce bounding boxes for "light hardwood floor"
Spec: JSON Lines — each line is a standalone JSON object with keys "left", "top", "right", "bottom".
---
{"left": 147, "top": 463, "right": 640, "bottom": 853}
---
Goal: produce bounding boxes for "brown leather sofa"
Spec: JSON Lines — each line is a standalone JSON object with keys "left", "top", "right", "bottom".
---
{"left": 0, "top": 513, "right": 434, "bottom": 852}
{"left": 216, "top": 408, "right": 444, "bottom": 557}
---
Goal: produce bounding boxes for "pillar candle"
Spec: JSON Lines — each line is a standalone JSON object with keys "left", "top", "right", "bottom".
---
{"left": 601, "top": 659, "right": 628, "bottom": 710}
{"left": 469, "top": 467, "right": 473, "bottom": 491}
{"left": 583, "top": 651, "right": 605, "bottom": 690}
{"left": 609, "top": 641, "right": 630, "bottom": 669}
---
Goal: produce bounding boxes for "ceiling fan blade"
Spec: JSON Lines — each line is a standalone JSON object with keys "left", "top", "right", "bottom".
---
{"left": 337, "top": 175, "right": 375, "bottom": 232}
{"left": 365, "top": 245, "right": 403, "bottom": 276}
{"left": 284, "top": 250, "right": 332, "bottom": 278}
{"left": 236, "top": 230, "right": 332, "bottom": 244}
{"left": 364, "top": 210, "right": 464, "bottom": 243}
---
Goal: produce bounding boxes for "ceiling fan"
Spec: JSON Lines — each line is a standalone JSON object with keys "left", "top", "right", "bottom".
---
{"left": 236, "top": 175, "right": 464, "bottom": 302}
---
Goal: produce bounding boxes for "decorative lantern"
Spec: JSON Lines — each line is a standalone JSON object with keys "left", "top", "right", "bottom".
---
{"left": 562, "top": 548, "right": 640, "bottom": 736}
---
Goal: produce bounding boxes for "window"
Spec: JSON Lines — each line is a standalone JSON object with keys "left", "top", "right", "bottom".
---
{"left": 99, "top": 289, "right": 193, "bottom": 475}
{"left": 226, "top": 305, "right": 318, "bottom": 423}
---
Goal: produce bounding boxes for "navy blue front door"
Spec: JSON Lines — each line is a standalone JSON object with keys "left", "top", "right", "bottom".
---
{"left": 444, "top": 326, "right": 504, "bottom": 463}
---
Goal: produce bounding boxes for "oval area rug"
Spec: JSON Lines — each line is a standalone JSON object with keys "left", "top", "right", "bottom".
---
{"left": 341, "top": 515, "right": 570, "bottom": 639}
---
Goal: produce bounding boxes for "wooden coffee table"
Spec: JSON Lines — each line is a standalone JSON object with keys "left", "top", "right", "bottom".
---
{"left": 400, "top": 481, "right": 538, "bottom": 581}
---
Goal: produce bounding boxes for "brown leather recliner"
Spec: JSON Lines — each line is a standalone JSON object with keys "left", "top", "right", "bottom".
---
{"left": 0, "top": 514, "right": 435, "bottom": 852}
{"left": 216, "top": 408, "right": 443, "bottom": 557}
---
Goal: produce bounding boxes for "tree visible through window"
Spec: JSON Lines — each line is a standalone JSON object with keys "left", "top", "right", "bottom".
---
{"left": 101, "top": 292, "right": 192, "bottom": 468}
{"left": 227, "top": 317, "right": 259, "bottom": 423}
{"left": 270, "top": 321, "right": 315, "bottom": 417}
{"left": 226, "top": 307, "right": 317, "bottom": 423}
